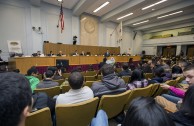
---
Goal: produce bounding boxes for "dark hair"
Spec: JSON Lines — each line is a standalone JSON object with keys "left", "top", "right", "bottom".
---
{"left": 68, "top": 72, "right": 84, "bottom": 89}
{"left": 101, "top": 64, "right": 114, "bottom": 76}
{"left": 0, "top": 72, "right": 32, "bottom": 126}
{"left": 183, "top": 64, "right": 194, "bottom": 72}
{"left": 13, "top": 69, "right": 20, "bottom": 73}
{"left": 27, "top": 67, "right": 38, "bottom": 76}
{"left": 45, "top": 70, "right": 54, "bottom": 78}
{"left": 122, "top": 63, "right": 129, "bottom": 70}
{"left": 47, "top": 66, "right": 57, "bottom": 74}
{"left": 130, "top": 69, "right": 144, "bottom": 83}
{"left": 122, "top": 97, "right": 175, "bottom": 126}
{"left": 103, "top": 57, "right": 107, "bottom": 63}
{"left": 154, "top": 66, "right": 164, "bottom": 77}
{"left": 172, "top": 65, "right": 182, "bottom": 74}
{"left": 181, "top": 85, "right": 194, "bottom": 117}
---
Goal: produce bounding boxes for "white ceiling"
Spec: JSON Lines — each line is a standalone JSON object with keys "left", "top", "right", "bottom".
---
{"left": 43, "top": 0, "right": 194, "bottom": 33}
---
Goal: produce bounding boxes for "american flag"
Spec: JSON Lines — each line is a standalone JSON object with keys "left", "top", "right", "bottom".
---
{"left": 58, "top": 3, "right": 64, "bottom": 33}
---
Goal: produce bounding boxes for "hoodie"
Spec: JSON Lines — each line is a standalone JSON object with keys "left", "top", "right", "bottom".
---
{"left": 91, "top": 74, "right": 126, "bottom": 97}
{"left": 25, "top": 76, "right": 40, "bottom": 92}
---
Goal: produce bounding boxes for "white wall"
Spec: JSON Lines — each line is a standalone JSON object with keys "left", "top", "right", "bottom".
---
{"left": 0, "top": 0, "right": 136, "bottom": 60}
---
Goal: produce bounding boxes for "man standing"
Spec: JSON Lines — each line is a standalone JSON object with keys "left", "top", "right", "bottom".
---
{"left": 91, "top": 64, "right": 126, "bottom": 97}
{"left": 0, "top": 72, "right": 32, "bottom": 126}
{"left": 104, "top": 49, "right": 110, "bottom": 57}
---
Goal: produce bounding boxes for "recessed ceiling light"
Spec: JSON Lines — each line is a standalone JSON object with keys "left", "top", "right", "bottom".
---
{"left": 142, "top": 0, "right": 167, "bottom": 10}
{"left": 58, "top": 0, "right": 63, "bottom": 2}
{"left": 93, "top": 1, "right": 110, "bottom": 13}
{"left": 157, "top": 11, "right": 183, "bottom": 19}
{"left": 152, "top": 8, "right": 155, "bottom": 11}
{"left": 117, "top": 13, "right": 133, "bottom": 20}
{"left": 133, "top": 20, "right": 149, "bottom": 26}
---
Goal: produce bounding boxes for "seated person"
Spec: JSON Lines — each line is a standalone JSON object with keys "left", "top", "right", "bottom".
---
{"left": 72, "top": 50, "right": 79, "bottom": 56}
{"left": 47, "top": 51, "right": 54, "bottom": 56}
{"left": 148, "top": 66, "right": 165, "bottom": 84}
{"left": 0, "top": 72, "right": 32, "bottom": 126}
{"left": 36, "top": 70, "right": 59, "bottom": 89}
{"left": 91, "top": 110, "right": 108, "bottom": 126}
{"left": 91, "top": 64, "right": 126, "bottom": 97}
{"left": 104, "top": 49, "right": 110, "bottom": 57}
{"left": 80, "top": 51, "right": 85, "bottom": 56}
{"left": 25, "top": 67, "right": 40, "bottom": 92}
{"left": 127, "top": 69, "right": 148, "bottom": 90}
{"left": 57, "top": 51, "right": 64, "bottom": 56}
{"left": 122, "top": 97, "right": 175, "bottom": 126}
{"left": 47, "top": 66, "right": 64, "bottom": 80}
{"left": 118, "top": 63, "right": 132, "bottom": 77}
{"left": 32, "top": 51, "right": 41, "bottom": 57}
{"left": 56, "top": 72, "right": 94, "bottom": 104}
{"left": 99, "top": 57, "right": 107, "bottom": 69}
{"left": 171, "top": 65, "right": 183, "bottom": 79}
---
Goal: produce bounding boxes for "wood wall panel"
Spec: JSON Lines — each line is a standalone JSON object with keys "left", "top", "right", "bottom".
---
{"left": 43, "top": 43, "right": 120, "bottom": 56}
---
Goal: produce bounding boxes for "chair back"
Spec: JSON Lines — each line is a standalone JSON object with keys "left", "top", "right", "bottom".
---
{"left": 34, "top": 86, "right": 60, "bottom": 98}
{"left": 61, "top": 85, "right": 71, "bottom": 93}
{"left": 85, "top": 71, "right": 96, "bottom": 76}
{"left": 98, "top": 90, "right": 131, "bottom": 119}
{"left": 62, "top": 73, "right": 70, "bottom": 79}
{"left": 122, "top": 76, "right": 131, "bottom": 83}
{"left": 25, "top": 107, "right": 52, "bottom": 126}
{"left": 84, "top": 81, "right": 95, "bottom": 88}
{"left": 84, "top": 76, "right": 96, "bottom": 81}
{"left": 125, "top": 84, "right": 152, "bottom": 110}
{"left": 150, "top": 83, "right": 160, "bottom": 97}
{"left": 175, "top": 76, "right": 185, "bottom": 84}
{"left": 56, "top": 97, "right": 99, "bottom": 126}
{"left": 144, "top": 73, "right": 154, "bottom": 80}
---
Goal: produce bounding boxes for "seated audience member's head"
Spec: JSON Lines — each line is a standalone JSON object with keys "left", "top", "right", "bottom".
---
{"left": 179, "top": 61, "right": 189, "bottom": 71}
{"left": 172, "top": 65, "right": 183, "bottom": 74}
{"left": 130, "top": 69, "right": 144, "bottom": 83}
{"left": 0, "top": 72, "right": 32, "bottom": 126}
{"left": 48, "top": 67, "right": 57, "bottom": 75}
{"left": 154, "top": 66, "right": 165, "bottom": 77}
{"left": 68, "top": 72, "right": 84, "bottom": 89}
{"left": 103, "top": 57, "right": 107, "bottom": 63}
{"left": 183, "top": 64, "right": 194, "bottom": 86}
{"left": 44, "top": 70, "right": 54, "bottom": 79}
{"left": 27, "top": 67, "right": 38, "bottom": 76}
{"left": 122, "top": 63, "right": 129, "bottom": 70}
{"left": 122, "top": 97, "right": 175, "bottom": 126}
{"left": 101, "top": 64, "right": 114, "bottom": 76}
{"left": 13, "top": 69, "right": 20, "bottom": 73}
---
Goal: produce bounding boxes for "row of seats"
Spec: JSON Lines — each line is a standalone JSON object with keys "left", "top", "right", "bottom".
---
{"left": 28, "top": 76, "right": 184, "bottom": 126}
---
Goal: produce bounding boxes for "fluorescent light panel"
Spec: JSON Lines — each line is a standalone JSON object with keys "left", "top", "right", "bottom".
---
{"left": 133, "top": 20, "right": 149, "bottom": 25}
{"left": 117, "top": 13, "right": 133, "bottom": 20}
{"left": 142, "top": 0, "right": 167, "bottom": 10}
{"left": 58, "top": 0, "right": 62, "bottom": 2}
{"left": 157, "top": 11, "right": 183, "bottom": 19}
{"left": 93, "top": 1, "right": 110, "bottom": 13}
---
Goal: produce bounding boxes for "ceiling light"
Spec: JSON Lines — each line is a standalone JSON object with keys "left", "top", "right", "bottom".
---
{"left": 58, "top": 0, "right": 62, "bottom": 2}
{"left": 142, "top": 0, "right": 167, "bottom": 10}
{"left": 157, "top": 11, "right": 183, "bottom": 19}
{"left": 117, "top": 13, "right": 133, "bottom": 20}
{"left": 133, "top": 20, "right": 149, "bottom": 26}
{"left": 93, "top": 1, "right": 110, "bottom": 13}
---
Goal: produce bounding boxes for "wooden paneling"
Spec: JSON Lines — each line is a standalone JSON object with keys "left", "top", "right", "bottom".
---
{"left": 43, "top": 43, "right": 120, "bottom": 56}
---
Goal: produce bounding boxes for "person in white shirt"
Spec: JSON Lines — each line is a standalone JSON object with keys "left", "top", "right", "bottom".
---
{"left": 56, "top": 72, "right": 94, "bottom": 104}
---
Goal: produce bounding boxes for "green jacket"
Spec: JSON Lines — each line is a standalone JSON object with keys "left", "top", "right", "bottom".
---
{"left": 25, "top": 76, "right": 40, "bottom": 92}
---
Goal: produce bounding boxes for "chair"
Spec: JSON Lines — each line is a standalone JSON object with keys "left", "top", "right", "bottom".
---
{"left": 122, "top": 76, "right": 131, "bottom": 83}
{"left": 125, "top": 84, "right": 153, "bottom": 110}
{"left": 25, "top": 107, "right": 52, "bottom": 126}
{"left": 37, "top": 74, "right": 43, "bottom": 80}
{"left": 115, "top": 68, "right": 122, "bottom": 73}
{"left": 62, "top": 73, "right": 70, "bottom": 79}
{"left": 175, "top": 76, "right": 185, "bottom": 84}
{"left": 150, "top": 83, "right": 160, "bottom": 97}
{"left": 96, "top": 75, "right": 103, "bottom": 81}
{"left": 84, "top": 76, "right": 96, "bottom": 81}
{"left": 166, "top": 80, "right": 176, "bottom": 87}
{"left": 53, "top": 79, "right": 65, "bottom": 86}
{"left": 55, "top": 97, "right": 99, "bottom": 126}
{"left": 85, "top": 71, "right": 97, "bottom": 76}
{"left": 34, "top": 86, "right": 60, "bottom": 98}
{"left": 97, "top": 90, "right": 131, "bottom": 119}
{"left": 61, "top": 85, "right": 71, "bottom": 93}
{"left": 144, "top": 73, "right": 154, "bottom": 80}
{"left": 84, "top": 81, "right": 95, "bottom": 88}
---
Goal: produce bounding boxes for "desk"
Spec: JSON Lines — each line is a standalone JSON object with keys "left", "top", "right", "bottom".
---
{"left": 9, "top": 56, "right": 141, "bottom": 74}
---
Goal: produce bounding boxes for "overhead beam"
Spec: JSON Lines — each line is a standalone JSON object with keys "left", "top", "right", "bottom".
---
{"left": 30, "top": 0, "right": 41, "bottom": 6}
{"left": 123, "top": 0, "right": 194, "bottom": 26}
{"left": 73, "top": 0, "right": 96, "bottom": 16}
{"left": 143, "top": 22, "right": 194, "bottom": 34}
{"left": 101, "top": 0, "right": 145, "bottom": 22}
{"left": 134, "top": 14, "right": 194, "bottom": 30}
